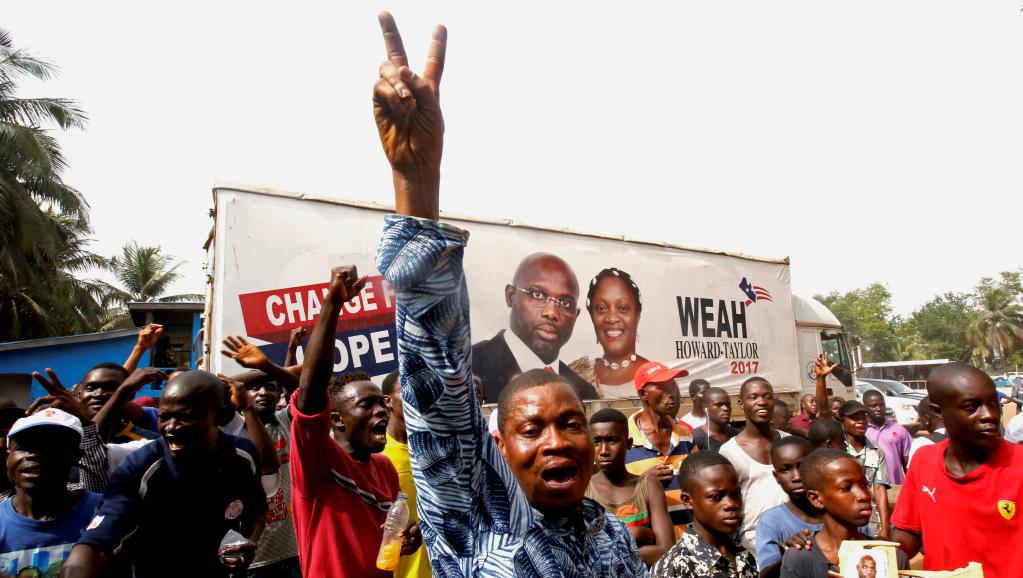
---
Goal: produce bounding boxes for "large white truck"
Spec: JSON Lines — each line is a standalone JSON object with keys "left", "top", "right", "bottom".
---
{"left": 202, "top": 184, "right": 856, "bottom": 410}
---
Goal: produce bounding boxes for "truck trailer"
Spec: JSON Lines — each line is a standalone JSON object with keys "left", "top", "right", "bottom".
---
{"left": 202, "top": 184, "right": 856, "bottom": 412}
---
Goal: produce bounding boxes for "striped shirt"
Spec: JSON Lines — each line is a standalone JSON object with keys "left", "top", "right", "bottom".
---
{"left": 625, "top": 410, "right": 696, "bottom": 531}
{"left": 377, "top": 214, "right": 648, "bottom": 578}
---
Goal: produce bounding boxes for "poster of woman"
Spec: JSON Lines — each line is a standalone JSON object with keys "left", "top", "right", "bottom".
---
{"left": 569, "top": 267, "right": 650, "bottom": 398}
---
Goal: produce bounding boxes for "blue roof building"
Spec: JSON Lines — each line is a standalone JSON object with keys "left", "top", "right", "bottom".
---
{"left": 0, "top": 302, "right": 204, "bottom": 405}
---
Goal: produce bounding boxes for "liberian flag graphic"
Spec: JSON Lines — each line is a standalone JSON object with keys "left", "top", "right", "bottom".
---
{"left": 739, "top": 277, "right": 773, "bottom": 306}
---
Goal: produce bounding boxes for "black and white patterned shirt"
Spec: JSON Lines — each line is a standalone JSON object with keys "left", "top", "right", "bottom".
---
{"left": 651, "top": 527, "right": 758, "bottom": 578}
{"left": 377, "top": 215, "right": 649, "bottom": 578}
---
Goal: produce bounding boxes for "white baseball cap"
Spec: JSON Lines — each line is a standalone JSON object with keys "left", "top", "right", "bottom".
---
{"left": 8, "top": 407, "right": 83, "bottom": 442}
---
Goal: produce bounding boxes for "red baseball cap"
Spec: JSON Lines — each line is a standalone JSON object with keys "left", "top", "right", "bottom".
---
{"left": 633, "top": 361, "right": 689, "bottom": 391}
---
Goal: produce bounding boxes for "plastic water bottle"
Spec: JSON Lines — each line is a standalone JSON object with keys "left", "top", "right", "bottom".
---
{"left": 376, "top": 492, "right": 409, "bottom": 571}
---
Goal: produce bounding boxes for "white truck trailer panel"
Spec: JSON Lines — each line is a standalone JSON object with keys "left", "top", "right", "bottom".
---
{"left": 205, "top": 184, "right": 800, "bottom": 398}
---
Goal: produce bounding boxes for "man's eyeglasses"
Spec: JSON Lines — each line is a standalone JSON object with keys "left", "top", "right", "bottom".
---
{"left": 509, "top": 286, "right": 578, "bottom": 314}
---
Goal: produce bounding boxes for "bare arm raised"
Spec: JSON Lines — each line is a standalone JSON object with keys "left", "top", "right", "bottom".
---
{"left": 222, "top": 335, "right": 300, "bottom": 396}
{"left": 814, "top": 353, "right": 837, "bottom": 419}
{"left": 124, "top": 323, "right": 162, "bottom": 373}
{"left": 295, "top": 267, "right": 367, "bottom": 416}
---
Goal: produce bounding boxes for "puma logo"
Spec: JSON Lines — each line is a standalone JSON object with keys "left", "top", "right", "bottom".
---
{"left": 922, "top": 486, "right": 937, "bottom": 503}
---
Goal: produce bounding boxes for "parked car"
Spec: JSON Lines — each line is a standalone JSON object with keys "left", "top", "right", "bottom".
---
{"left": 855, "top": 378, "right": 923, "bottom": 426}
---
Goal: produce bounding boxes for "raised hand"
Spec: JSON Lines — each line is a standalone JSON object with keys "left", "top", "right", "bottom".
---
{"left": 814, "top": 352, "right": 837, "bottom": 380}
{"left": 119, "top": 368, "right": 167, "bottom": 397}
{"left": 328, "top": 266, "right": 368, "bottom": 305}
{"left": 285, "top": 327, "right": 307, "bottom": 367}
{"left": 288, "top": 327, "right": 307, "bottom": 348}
{"left": 136, "top": 323, "right": 164, "bottom": 351}
{"left": 218, "top": 373, "right": 252, "bottom": 412}
{"left": 222, "top": 335, "right": 270, "bottom": 369}
{"left": 373, "top": 11, "right": 447, "bottom": 219}
{"left": 27, "top": 368, "right": 87, "bottom": 421}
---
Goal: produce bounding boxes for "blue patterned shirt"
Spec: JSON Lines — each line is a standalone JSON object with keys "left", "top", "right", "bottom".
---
{"left": 377, "top": 215, "right": 648, "bottom": 578}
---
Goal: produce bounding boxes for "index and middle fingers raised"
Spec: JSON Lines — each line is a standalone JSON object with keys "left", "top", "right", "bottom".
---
{"left": 31, "top": 368, "right": 67, "bottom": 395}
{"left": 377, "top": 11, "right": 447, "bottom": 89}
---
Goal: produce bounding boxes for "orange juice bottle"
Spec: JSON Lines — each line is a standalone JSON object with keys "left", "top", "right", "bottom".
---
{"left": 376, "top": 493, "right": 409, "bottom": 571}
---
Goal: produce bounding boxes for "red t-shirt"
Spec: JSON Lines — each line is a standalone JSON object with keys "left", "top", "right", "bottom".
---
{"left": 891, "top": 439, "right": 1023, "bottom": 578}
{"left": 790, "top": 414, "right": 814, "bottom": 431}
{"left": 289, "top": 391, "right": 401, "bottom": 578}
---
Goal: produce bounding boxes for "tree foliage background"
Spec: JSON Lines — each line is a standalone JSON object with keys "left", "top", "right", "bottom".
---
{"left": 815, "top": 270, "right": 1023, "bottom": 372}
{"left": 0, "top": 30, "right": 196, "bottom": 342}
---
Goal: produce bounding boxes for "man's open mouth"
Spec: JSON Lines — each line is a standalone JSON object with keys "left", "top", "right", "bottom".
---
{"left": 370, "top": 420, "right": 388, "bottom": 443}
{"left": 540, "top": 463, "right": 579, "bottom": 490}
{"left": 165, "top": 435, "right": 188, "bottom": 453}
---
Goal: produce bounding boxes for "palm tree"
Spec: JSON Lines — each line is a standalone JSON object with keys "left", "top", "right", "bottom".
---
{"left": 890, "top": 336, "right": 926, "bottom": 361}
{"left": 97, "top": 242, "right": 202, "bottom": 329}
{"left": 0, "top": 28, "right": 102, "bottom": 341}
{"left": 966, "top": 287, "right": 1023, "bottom": 372}
{"left": 0, "top": 28, "right": 88, "bottom": 233}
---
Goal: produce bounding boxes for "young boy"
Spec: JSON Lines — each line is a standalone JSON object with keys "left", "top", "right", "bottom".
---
{"left": 772, "top": 399, "right": 793, "bottom": 434}
{"left": 838, "top": 401, "right": 890, "bottom": 539}
{"left": 692, "top": 387, "right": 741, "bottom": 452}
{"left": 680, "top": 379, "right": 711, "bottom": 431}
{"left": 779, "top": 449, "right": 908, "bottom": 578}
{"left": 892, "top": 363, "right": 1023, "bottom": 578}
{"left": 756, "top": 438, "right": 873, "bottom": 575}
{"left": 586, "top": 408, "right": 674, "bottom": 566}
{"left": 906, "top": 395, "right": 945, "bottom": 467}
{"left": 719, "top": 377, "right": 789, "bottom": 551}
{"left": 755, "top": 437, "right": 819, "bottom": 572}
{"left": 807, "top": 419, "right": 845, "bottom": 450}
{"left": 288, "top": 266, "right": 420, "bottom": 578}
{"left": 651, "top": 451, "right": 756, "bottom": 578}
{"left": 863, "top": 391, "right": 912, "bottom": 484}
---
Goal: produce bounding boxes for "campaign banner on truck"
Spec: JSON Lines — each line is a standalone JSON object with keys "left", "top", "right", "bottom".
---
{"left": 206, "top": 186, "right": 800, "bottom": 399}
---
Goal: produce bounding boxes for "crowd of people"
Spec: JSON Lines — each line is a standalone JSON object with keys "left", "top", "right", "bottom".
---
{"left": 1, "top": 12, "right": 1022, "bottom": 578}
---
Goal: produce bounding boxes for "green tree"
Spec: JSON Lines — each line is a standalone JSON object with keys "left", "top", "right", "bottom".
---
{"left": 900, "top": 292, "right": 974, "bottom": 362}
{"left": 966, "top": 286, "right": 1023, "bottom": 373}
{"left": 0, "top": 29, "right": 103, "bottom": 341}
{"left": 97, "top": 242, "right": 201, "bottom": 329}
{"left": 814, "top": 283, "right": 900, "bottom": 362}
{"left": 976, "top": 271, "right": 1023, "bottom": 303}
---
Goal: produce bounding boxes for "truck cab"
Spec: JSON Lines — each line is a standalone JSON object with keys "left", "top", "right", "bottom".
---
{"left": 792, "top": 295, "right": 857, "bottom": 403}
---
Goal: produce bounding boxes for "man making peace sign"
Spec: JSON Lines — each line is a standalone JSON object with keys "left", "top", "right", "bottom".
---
{"left": 373, "top": 12, "right": 648, "bottom": 577}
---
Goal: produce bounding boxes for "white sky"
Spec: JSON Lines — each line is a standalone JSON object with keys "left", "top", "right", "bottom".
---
{"left": 8, "top": 1, "right": 1022, "bottom": 316}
